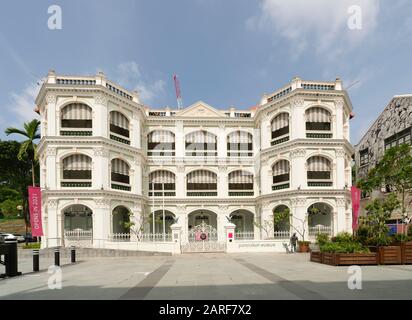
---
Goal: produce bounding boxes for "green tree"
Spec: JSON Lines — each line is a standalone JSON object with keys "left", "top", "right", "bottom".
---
{"left": 358, "top": 144, "right": 412, "bottom": 230}
{"left": 365, "top": 193, "right": 400, "bottom": 246}
{"left": 0, "top": 199, "right": 23, "bottom": 218}
{"left": 5, "top": 119, "right": 41, "bottom": 187}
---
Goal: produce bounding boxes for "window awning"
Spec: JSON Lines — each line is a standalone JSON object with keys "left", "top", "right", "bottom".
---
{"left": 307, "top": 156, "right": 331, "bottom": 171}
{"left": 63, "top": 154, "right": 92, "bottom": 171}
{"left": 187, "top": 170, "right": 217, "bottom": 184}
{"left": 305, "top": 107, "right": 331, "bottom": 123}
{"left": 61, "top": 103, "right": 92, "bottom": 120}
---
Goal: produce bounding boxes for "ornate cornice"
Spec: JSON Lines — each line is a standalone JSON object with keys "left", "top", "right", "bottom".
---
{"left": 290, "top": 148, "right": 307, "bottom": 158}
{"left": 94, "top": 94, "right": 107, "bottom": 106}
{"left": 94, "top": 147, "right": 109, "bottom": 157}
{"left": 46, "top": 94, "right": 56, "bottom": 104}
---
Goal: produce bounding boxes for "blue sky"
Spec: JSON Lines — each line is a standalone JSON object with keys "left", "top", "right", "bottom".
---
{"left": 0, "top": 0, "right": 411, "bottom": 143}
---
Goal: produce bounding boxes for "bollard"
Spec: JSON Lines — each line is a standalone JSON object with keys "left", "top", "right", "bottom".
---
{"left": 54, "top": 247, "right": 60, "bottom": 266}
{"left": 4, "top": 240, "right": 21, "bottom": 277}
{"left": 71, "top": 246, "right": 76, "bottom": 263}
{"left": 33, "top": 249, "right": 40, "bottom": 272}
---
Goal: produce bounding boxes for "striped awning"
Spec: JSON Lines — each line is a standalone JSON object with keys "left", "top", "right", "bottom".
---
{"left": 271, "top": 113, "right": 289, "bottom": 131}
{"left": 272, "top": 160, "right": 290, "bottom": 176}
{"left": 110, "top": 111, "right": 129, "bottom": 129}
{"left": 227, "top": 131, "right": 253, "bottom": 144}
{"left": 228, "top": 170, "right": 253, "bottom": 184}
{"left": 148, "top": 130, "right": 175, "bottom": 143}
{"left": 305, "top": 107, "right": 331, "bottom": 123}
{"left": 63, "top": 154, "right": 92, "bottom": 171}
{"left": 149, "top": 170, "right": 175, "bottom": 184}
{"left": 111, "top": 159, "right": 130, "bottom": 175}
{"left": 307, "top": 156, "right": 331, "bottom": 171}
{"left": 187, "top": 170, "right": 217, "bottom": 184}
{"left": 186, "top": 131, "right": 216, "bottom": 144}
{"left": 61, "top": 103, "right": 92, "bottom": 120}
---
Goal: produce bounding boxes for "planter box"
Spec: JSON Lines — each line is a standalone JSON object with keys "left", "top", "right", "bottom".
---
{"left": 334, "top": 253, "right": 378, "bottom": 266}
{"left": 378, "top": 246, "right": 402, "bottom": 265}
{"left": 310, "top": 251, "right": 378, "bottom": 266}
{"left": 401, "top": 242, "right": 412, "bottom": 264}
{"left": 310, "top": 251, "right": 322, "bottom": 263}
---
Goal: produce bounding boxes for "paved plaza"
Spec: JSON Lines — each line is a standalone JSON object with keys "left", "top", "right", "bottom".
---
{"left": 1, "top": 253, "right": 412, "bottom": 300}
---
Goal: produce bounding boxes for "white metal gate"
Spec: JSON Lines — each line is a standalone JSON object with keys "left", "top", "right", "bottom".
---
{"left": 64, "top": 229, "right": 93, "bottom": 248}
{"left": 181, "top": 222, "right": 226, "bottom": 253}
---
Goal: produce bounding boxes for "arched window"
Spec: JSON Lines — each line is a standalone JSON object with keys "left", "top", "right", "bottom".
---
{"left": 305, "top": 107, "right": 332, "bottom": 138}
{"left": 227, "top": 131, "right": 253, "bottom": 157}
{"left": 228, "top": 171, "right": 254, "bottom": 196}
{"left": 307, "top": 156, "right": 332, "bottom": 187}
{"left": 272, "top": 160, "right": 290, "bottom": 190}
{"left": 273, "top": 205, "right": 290, "bottom": 238}
{"left": 185, "top": 131, "right": 217, "bottom": 157}
{"left": 308, "top": 203, "right": 333, "bottom": 236}
{"left": 61, "top": 154, "right": 92, "bottom": 187}
{"left": 186, "top": 170, "right": 217, "bottom": 196}
{"left": 147, "top": 130, "right": 175, "bottom": 156}
{"left": 271, "top": 113, "right": 290, "bottom": 145}
{"left": 110, "top": 111, "right": 130, "bottom": 144}
{"left": 149, "top": 170, "right": 176, "bottom": 196}
{"left": 111, "top": 159, "right": 131, "bottom": 191}
{"left": 60, "top": 103, "right": 92, "bottom": 136}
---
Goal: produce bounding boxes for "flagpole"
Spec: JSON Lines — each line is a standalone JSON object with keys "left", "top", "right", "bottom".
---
{"left": 152, "top": 181, "right": 155, "bottom": 242}
{"left": 162, "top": 182, "right": 166, "bottom": 242}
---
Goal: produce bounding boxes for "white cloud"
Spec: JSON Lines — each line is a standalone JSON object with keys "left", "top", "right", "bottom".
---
{"left": 113, "top": 61, "right": 165, "bottom": 104}
{"left": 248, "top": 0, "right": 380, "bottom": 58}
{"left": 6, "top": 83, "right": 40, "bottom": 125}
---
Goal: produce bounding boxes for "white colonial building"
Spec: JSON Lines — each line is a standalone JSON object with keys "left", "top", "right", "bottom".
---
{"left": 35, "top": 71, "right": 354, "bottom": 253}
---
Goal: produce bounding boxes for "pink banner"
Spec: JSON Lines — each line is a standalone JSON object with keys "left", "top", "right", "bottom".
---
{"left": 28, "top": 186, "right": 43, "bottom": 237}
{"left": 351, "top": 186, "right": 361, "bottom": 231}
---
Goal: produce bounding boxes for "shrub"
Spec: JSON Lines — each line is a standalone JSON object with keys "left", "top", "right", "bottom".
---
{"left": 391, "top": 233, "right": 410, "bottom": 243}
{"left": 316, "top": 233, "right": 329, "bottom": 246}
{"left": 22, "top": 243, "right": 41, "bottom": 249}
{"left": 320, "top": 242, "right": 369, "bottom": 254}
{"left": 366, "top": 234, "right": 392, "bottom": 247}
{"left": 355, "top": 225, "right": 369, "bottom": 245}
{"left": 332, "top": 232, "right": 355, "bottom": 243}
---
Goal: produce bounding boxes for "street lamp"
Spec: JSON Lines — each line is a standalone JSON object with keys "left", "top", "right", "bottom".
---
{"left": 16, "top": 205, "right": 23, "bottom": 218}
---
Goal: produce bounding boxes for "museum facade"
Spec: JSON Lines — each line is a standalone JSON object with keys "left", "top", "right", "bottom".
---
{"left": 35, "top": 71, "right": 354, "bottom": 252}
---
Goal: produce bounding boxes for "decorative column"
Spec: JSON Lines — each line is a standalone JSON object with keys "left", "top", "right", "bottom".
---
{"left": 131, "top": 157, "right": 142, "bottom": 195}
{"left": 335, "top": 149, "right": 346, "bottom": 189}
{"left": 46, "top": 200, "right": 59, "bottom": 248}
{"left": 46, "top": 147, "right": 57, "bottom": 190}
{"left": 130, "top": 114, "right": 142, "bottom": 149}
{"left": 46, "top": 94, "right": 57, "bottom": 136}
{"left": 218, "top": 205, "right": 229, "bottom": 242}
{"left": 218, "top": 165, "right": 228, "bottom": 198}
{"left": 334, "top": 99, "right": 344, "bottom": 140}
{"left": 93, "top": 148, "right": 109, "bottom": 190}
{"left": 290, "top": 149, "right": 306, "bottom": 190}
{"left": 176, "top": 205, "right": 187, "bottom": 243}
{"left": 176, "top": 166, "right": 185, "bottom": 198}
{"left": 335, "top": 198, "right": 348, "bottom": 234}
{"left": 290, "top": 97, "right": 305, "bottom": 140}
{"left": 254, "top": 205, "right": 261, "bottom": 240}
{"left": 260, "top": 116, "right": 271, "bottom": 150}
{"left": 260, "top": 157, "right": 271, "bottom": 195}
{"left": 175, "top": 121, "right": 184, "bottom": 158}
{"left": 217, "top": 125, "right": 227, "bottom": 158}
{"left": 94, "top": 94, "right": 108, "bottom": 138}
{"left": 260, "top": 201, "right": 272, "bottom": 240}
{"left": 291, "top": 198, "right": 308, "bottom": 242}
{"left": 93, "top": 199, "right": 111, "bottom": 249}
{"left": 130, "top": 204, "right": 142, "bottom": 242}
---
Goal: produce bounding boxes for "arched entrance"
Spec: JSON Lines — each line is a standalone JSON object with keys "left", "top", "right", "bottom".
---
{"left": 149, "top": 210, "right": 176, "bottom": 239}
{"left": 308, "top": 202, "right": 333, "bottom": 237}
{"left": 230, "top": 209, "right": 254, "bottom": 240}
{"left": 182, "top": 209, "right": 225, "bottom": 253}
{"left": 273, "top": 205, "right": 291, "bottom": 239}
{"left": 111, "top": 206, "right": 131, "bottom": 241}
{"left": 63, "top": 204, "right": 93, "bottom": 247}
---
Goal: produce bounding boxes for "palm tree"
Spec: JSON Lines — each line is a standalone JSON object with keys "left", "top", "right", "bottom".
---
{"left": 5, "top": 119, "right": 41, "bottom": 186}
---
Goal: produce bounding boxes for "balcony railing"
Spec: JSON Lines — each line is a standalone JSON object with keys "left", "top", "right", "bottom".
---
{"left": 111, "top": 183, "right": 131, "bottom": 191}
{"left": 108, "top": 233, "right": 131, "bottom": 242}
{"left": 149, "top": 191, "right": 176, "bottom": 197}
{"left": 274, "top": 230, "right": 290, "bottom": 239}
{"left": 271, "top": 136, "right": 289, "bottom": 146}
{"left": 140, "top": 233, "right": 173, "bottom": 242}
{"left": 309, "top": 226, "right": 333, "bottom": 237}
{"left": 308, "top": 181, "right": 333, "bottom": 187}
{"left": 61, "top": 181, "right": 92, "bottom": 188}
{"left": 187, "top": 191, "right": 218, "bottom": 197}
{"left": 306, "top": 132, "right": 333, "bottom": 139}
{"left": 229, "top": 191, "right": 254, "bottom": 196}
{"left": 110, "top": 134, "right": 130, "bottom": 145}
{"left": 272, "top": 183, "right": 290, "bottom": 191}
